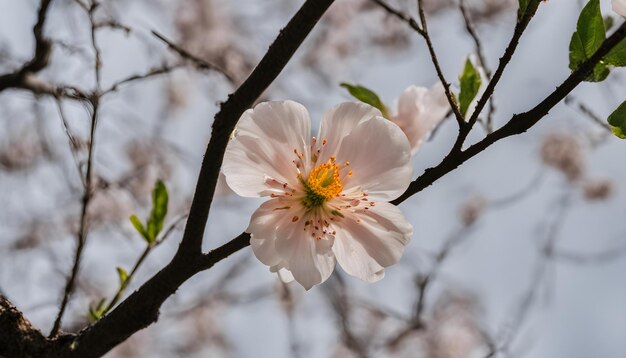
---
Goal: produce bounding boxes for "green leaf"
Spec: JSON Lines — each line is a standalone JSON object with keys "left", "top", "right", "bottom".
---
{"left": 146, "top": 179, "right": 168, "bottom": 243}
{"left": 608, "top": 101, "right": 626, "bottom": 139}
{"left": 605, "top": 38, "right": 626, "bottom": 67}
{"left": 116, "top": 266, "right": 129, "bottom": 287}
{"left": 458, "top": 58, "right": 482, "bottom": 118}
{"left": 518, "top": 0, "right": 542, "bottom": 21}
{"left": 129, "top": 214, "right": 149, "bottom": 242}
{"left": 590, "top": 62, "right": 610, "bottom": 82}
{"left": 569, "top": 0, "right": 608, "bottom": 82}
{"left": 518, "top": 0, "right": 529, "bottom": 20}
{"left": 88, "top": 298, "right": 106, "bottom": 322}
{"left": 340, "top": 82, "right": 390, "bottom": 118}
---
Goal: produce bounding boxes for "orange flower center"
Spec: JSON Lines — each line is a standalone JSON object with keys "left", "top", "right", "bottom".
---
{"left": 302, "top": 157, "right": 343, "bottom": 208}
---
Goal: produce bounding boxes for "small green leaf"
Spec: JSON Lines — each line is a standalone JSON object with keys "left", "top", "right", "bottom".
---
{"left": 146, "top": 179, "right": 168, "bottom": 243}
{"left": 608, "top": 101, "right": 626, "bottom": 139}
{"left": 87, "top": 308, "right": 98, "bottom": 322}
{"left": 129, "top": 214, "right": 149, "bottom": 242}
{"left": 518, "top": 0, "right": 542, "bottom": 21}
{"left": 340, "top": 82, "right": 390, "bottom": 118}
{"left": 88, "top": 298, "right": 106, "bottom": 322}
{"left": 590, "top": 62, "right": 610, "bottom": 82}
{"left": 569, "top": 0, "right": 608, "bottom": 82}
{"left": 458, "top": 58, "right": 482, "bottom": 118}
{"left": 518, "top": 0, "right": 529, "bottom": 20}
{"left": 116, "top": 266, "right": 129, "bottom": 287}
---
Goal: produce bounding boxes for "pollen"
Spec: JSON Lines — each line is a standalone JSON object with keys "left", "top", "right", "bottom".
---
{"left": 302, "top": 159, "right": 343, "bottom": 208}
{"left": 308, "top": 161, "right": 342, "bottom": 198}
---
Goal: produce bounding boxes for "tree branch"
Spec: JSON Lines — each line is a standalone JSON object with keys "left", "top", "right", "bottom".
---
{"left": 44, "top": 1, "right": 336, "bottom": 356}
{"left": 50, "top": 15, "right": 626, "bottom": 358}
{"left": 0, "top": 0, "right": 54, "bottom": 93}
{"left": 392, "top": 22, "right": 626, "bottom": 205}
{"left": 0, "top": 295, "right": 48, "bottom": 357}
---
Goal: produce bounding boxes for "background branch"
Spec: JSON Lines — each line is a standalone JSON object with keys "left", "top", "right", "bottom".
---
{"left": 0, "top": 0, "right": 54, "bottom": 93}
{"left": 151, "top": 30, "right": 237, "bottom": 85}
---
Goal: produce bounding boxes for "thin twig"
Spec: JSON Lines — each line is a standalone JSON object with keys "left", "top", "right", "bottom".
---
{"left": 54, "top": 99, "right": 84, "bottom": 184}
{"left": 458, "top": 0, "right": 496, "bottom": 133}
{"left": 50, "top": 98, "right": 99, "bottom": 337}
{"left": 101, "top": 214, "right": 188, "bottom": 315}
{"left": 459, "top": 0, "right": 491, "bottom": 79}
{"left": 151, "top": 30, "right": 237, "bottom": 85}
{"left": 369, "top": 0, "right": 424, "bottom": 35}
{"left": 564, "top": 96, "right": 613, "bottom": 132}
{"left": 551, "top": 244, "right": 626, "bottom": 265}
{"left": 489, "top": 169, "right": 545, "bottom": 208}
{"left": 369, "top": 0, "right": 464, "bottom": 125}
{"left": 386, "top": 227, "right": 474, "bottom": 348}
{"left": 417, "top": 0, "right": 465, "bottom": 125}
{"left": 51, "top": 1, "right": 104, "bottom": 336}
{"left": 101, "top": 63, "right": 185, "bottom": 95}
{"left": 464, "top": 0, "right": 542, "bottom": 136}
{"left": 323, "top": 274, "right": 370, "bottom": 357}
{"left": 94, "top": 20, "right": 131, "bottom": 34}
{"left": 495, "top": 192, "right": 572, "bottom": 355}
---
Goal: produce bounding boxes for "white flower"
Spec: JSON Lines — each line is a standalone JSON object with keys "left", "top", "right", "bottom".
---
{"left": 614, "top": 0, "right": 626, "bottom": 17}
{"left": 223, "top": 101, "right": 414, "bottom": 289}
{"left": 390, "top": 83, "right": 449, "bottom": 155}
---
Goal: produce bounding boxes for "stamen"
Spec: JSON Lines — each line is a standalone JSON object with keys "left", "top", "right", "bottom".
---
{"left": 301, "top": 158, "right": 343, "bottom": 208}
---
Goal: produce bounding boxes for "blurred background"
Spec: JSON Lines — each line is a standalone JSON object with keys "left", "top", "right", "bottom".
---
{"left": 1, "top": 0, "right": 625, "bottom": 357}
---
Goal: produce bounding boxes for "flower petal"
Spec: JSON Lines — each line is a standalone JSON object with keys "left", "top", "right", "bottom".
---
{"left": 274, "top": 216, "right": 336, "bottom": 290}
{"left": 333, "top": 202, "right": 412, "bottom": 282}
{"left": 223, "top": 101, "right": 311, "bottom": 197}
{"left": 332, "top": 232, "right": 386, "bottom": 283}
{"left": 287, "top": 240, "right": 335, "bottom": 290}
{"left": 614, "top": 0, "right": 626, "bottom": 17}
{"left": 335, "top": 116, "right": 413, "bottom": 201}
{"left": 393, "top": 83, "right": 448, "bottom": 154}
{"left": 274, "top": 266, "right": 295, "bottom": 283}
{"left": 316, "top": 102, "right": 382, "bottom": 164}
{"left": 248, "top": 199, "right": 299, "bottom": 267}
